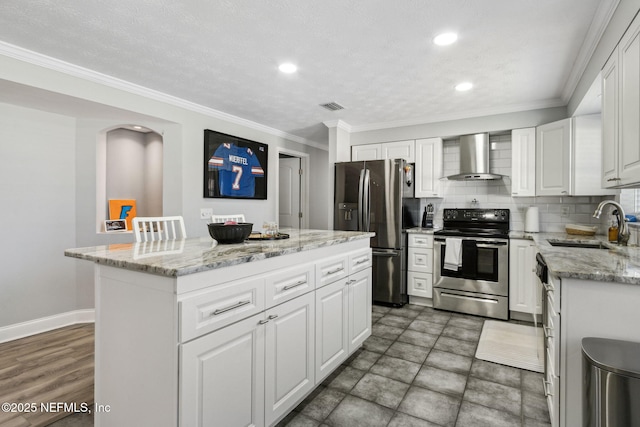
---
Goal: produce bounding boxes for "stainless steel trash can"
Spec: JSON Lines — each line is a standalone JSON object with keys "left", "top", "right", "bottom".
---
{"left": 582, "top": 337, "right": 640, "bottom": 427}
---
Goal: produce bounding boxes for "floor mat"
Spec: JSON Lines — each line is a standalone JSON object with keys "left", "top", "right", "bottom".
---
{"left": 475, "top": 320, "right": 544, "bottom": 373}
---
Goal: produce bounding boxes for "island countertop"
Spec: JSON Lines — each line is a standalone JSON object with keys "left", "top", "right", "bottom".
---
{"left": 65, "top": 229, "right": 374, "bottom": 277}
{"left": 510, "top": 231, "right": 640, "bottom": 284}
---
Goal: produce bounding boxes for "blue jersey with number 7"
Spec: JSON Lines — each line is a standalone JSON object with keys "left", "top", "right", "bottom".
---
{"left": 208, "top": 143, "right": 265, "bottom": 197}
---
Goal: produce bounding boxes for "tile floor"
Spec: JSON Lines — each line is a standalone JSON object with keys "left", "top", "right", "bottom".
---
{"left": 276, "top": 304, "right": 551, "bottom": 427}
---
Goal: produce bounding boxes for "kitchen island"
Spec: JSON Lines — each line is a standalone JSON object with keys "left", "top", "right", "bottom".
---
{"left": 66, "top": 229, "right": 374, "bottom": 427}
{"left": 510, "top": 231, "right": 640, "bottom": 427}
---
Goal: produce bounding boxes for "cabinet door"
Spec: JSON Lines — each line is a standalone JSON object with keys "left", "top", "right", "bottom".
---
{"left": 619, "top": 16, "right": 640, "bottom": 186}
{"left": 508, "top": 240, "right": 540, "bottom": 315}
{"left": 536, "top": 119, "right": 571, "bottom": 196}
{"left": 264, "top": 293, "right": 315, "bottom": 426}
{"left": 351, "top": 144, "right": 381, "bottom": 161}
{"left": 407, "top": 271, "right": 433, "bottom": 298}
{"left": 602, "top": 48, "right": 620, "bottom": 188}
{"left": 511, "top": 128, "right": 536, "bottom": 197}
{"left": 415, "top": 138, "right": 443, "bottom": 197}
{"left": 180, "top": 313, "right": 265, "bottom": 427}
{"left": 348, "top": 269, "right": 372, "bottom": 353}
{"left": 315, "top": 279, "right": 348, "bottom": 383}
{"left": 381, "top": 140, "right": 415, "bottom": 162}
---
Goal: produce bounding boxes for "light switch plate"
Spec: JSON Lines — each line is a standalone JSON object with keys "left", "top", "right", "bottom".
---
{"left": 200, "top": 208, "right": 213, "bottom": 220}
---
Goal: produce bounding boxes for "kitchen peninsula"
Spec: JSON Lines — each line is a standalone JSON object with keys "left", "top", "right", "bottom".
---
{"left": 66, "top": 229, "right": 374, "bottom": 427}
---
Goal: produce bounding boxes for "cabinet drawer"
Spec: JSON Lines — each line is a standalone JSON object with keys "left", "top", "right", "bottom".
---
{"left": 265, "top": 263, "right": 315, "bottom": 308}
{"left": 316, "top": 255, "right": 349, "bottom": 288}
{"left": 407, "top": 271, "right": 433, "bottom": 298}
{"left": 408, "top": 248, "right": 433, "bottom": 273}
{"left": 408, "top": 233, "right": 433, "bottom": 249}
{"left": 179, "top": 277, "right": 265, "bottom": 342}
{"left": 349, "top": 248, "right": 372, "bottom": 275}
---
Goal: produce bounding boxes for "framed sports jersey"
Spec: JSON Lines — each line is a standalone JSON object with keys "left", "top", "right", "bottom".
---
{"left": 204, "top": 129, "right": 268, "bottom": 199}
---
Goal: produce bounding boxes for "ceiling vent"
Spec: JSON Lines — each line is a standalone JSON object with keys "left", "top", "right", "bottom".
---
{"left": 320, "top": 102, "right": 345, "bottom": 111}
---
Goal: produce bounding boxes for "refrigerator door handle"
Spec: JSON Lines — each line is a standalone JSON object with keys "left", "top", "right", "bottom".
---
{"left": 358, "top": 169, "right": 365, "bottom": 231}
{"left": 363, "top": 169, "right": 371, "bottom": 231}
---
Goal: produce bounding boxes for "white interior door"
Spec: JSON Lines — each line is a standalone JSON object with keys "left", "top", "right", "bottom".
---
{"left": 279, "top": 156, "right": 301, "bottom": 229}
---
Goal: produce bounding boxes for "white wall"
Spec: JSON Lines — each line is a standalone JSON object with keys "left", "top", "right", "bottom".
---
{"left": 0, "top": 103, "right": 78, "bottom": 326}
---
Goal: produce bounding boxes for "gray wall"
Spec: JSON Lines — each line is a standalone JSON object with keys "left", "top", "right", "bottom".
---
{"left": 0, "top": 103, "right": 78, "bottom": 326}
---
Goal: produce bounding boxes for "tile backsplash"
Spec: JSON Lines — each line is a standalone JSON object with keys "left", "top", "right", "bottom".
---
{"left": 417, "top": 134, "right": 613, "bottom": 233}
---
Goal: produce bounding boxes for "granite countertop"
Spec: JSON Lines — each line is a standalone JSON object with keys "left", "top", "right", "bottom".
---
{"left": 510, "top": 231, "right": 640, "bottom": 284}
{"left": 65, "top": 229, "right": 374, "bottom": 277}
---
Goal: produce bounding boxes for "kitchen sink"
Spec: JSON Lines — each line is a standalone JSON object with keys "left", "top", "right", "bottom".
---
{"left": 547, "top": 240, "right": 609, "bottom": 249}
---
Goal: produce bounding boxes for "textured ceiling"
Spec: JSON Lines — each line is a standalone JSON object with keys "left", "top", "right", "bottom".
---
{"left": 0, "top": 0, "right": 612, "bottom": 145}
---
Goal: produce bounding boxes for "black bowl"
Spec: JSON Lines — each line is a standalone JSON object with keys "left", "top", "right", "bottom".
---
{"left": 207, "top": 222, "right": 253, "bottom": 244}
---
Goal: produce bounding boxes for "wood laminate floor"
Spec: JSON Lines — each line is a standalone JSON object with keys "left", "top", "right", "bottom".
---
{"left": 0, "top": 324, "right": 94, "bottom": 427}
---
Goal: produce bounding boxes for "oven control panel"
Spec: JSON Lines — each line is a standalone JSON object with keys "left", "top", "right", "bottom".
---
{"left": 443, "top": 208, "right": 509, "bottom": 222}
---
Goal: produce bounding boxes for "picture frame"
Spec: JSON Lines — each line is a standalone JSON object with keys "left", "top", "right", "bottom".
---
{"left": 204, "top": 129, "right": 268, "bottom": 199}
{"left": 108, "top": 199, "right": 137, "bottom": 230}
{"left": 105, "top": 219, "right": 127, "bottom": 232}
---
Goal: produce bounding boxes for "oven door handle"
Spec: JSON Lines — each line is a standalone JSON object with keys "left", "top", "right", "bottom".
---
{"left": 475, "top": 242, "right": 508, "bottom": 247}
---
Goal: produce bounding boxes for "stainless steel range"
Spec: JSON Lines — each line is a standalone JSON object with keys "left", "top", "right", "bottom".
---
{"left": 433, "top": 208, "right": 510, "bottom": 320}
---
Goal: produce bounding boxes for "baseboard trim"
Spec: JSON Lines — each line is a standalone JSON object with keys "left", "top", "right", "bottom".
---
{"left": 0, "top": 309, "right": 95, "bottom": 344}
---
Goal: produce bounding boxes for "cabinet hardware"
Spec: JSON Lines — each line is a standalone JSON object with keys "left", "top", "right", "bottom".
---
{"left": 607, "top": 177, "right": 622, "bottom": 182}
{"left": 283, "top": 280, "right": 307, "bottom": 290}
{"left": 543, "top": 325, "right": 553, "bottom": 339}
{"left": 542, "top": 380, "right": 553, "bottom": 397}
{"left": 512, "top": 192, "right": 518, "bottom": 195}
{"left": 211, "top": 300, "right": 251, "bottom": 316}
{"left": 268, "top": 314, "right": 278, "bottom": 320}
{"left": 258, "top": 319, "right": 270, "bottom": 325}
{"left": 355, "top": 258, "right": 369, "bottom": 265}
{"left": 543, "top": 283, "right": 554, "bottom": 292}
{"left": 346, "top": 279, "right": 356, "bottom": 285}
{"left": 326, "top": 267, "right": 344, "bottom": 275}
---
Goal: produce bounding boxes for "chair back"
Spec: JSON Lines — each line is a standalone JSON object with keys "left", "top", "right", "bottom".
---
{"left": 132, "top": 216, "right": 187, "bottom": 242}
{"left": 211, "top": 214, "right": 246, "bottom": 224}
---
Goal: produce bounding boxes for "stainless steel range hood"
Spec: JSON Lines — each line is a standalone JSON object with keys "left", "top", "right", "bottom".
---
{"left": 446, "top": 133, "right": 504, "bottom": 181}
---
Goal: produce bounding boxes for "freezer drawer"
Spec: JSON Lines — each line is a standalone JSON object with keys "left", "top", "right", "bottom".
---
{"left": 372, "top": 248, "right": 406, "bottom": 306}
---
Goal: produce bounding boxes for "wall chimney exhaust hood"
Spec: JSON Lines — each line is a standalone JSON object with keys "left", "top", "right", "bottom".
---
{"left": 446, "top": 133, "right": 504, "bottom": 181}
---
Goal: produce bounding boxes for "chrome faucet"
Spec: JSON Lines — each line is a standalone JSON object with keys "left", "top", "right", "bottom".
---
{"left": 593, "top": 200, "right": 630, "bottom": 246}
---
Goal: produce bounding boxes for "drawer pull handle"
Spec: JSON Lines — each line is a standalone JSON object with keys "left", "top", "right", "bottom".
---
{"left": 543, "top": 325, "right": 553, "bottom": 339}
{"left": 326, "top": 267, "right": 344, "bottom": 275}
{"left": 346, "top": 279, "right": 356, "bottom": 285}
{"left": 211, "top": 300, "right": 251, "bottom": 316}
{"left": 355, "top": 258, "right": 369, "bottom": 265}
{"left": 283, "top": 280, "right": 307, "bottom": 291}
{"left": 543, "top": 283, "right": 554, "bottom": 292}
{"left": 258, "top": 314, "right": 279, "bottom": 325}
{"left": 543, "top": 380, "right": 553, "bottom": 397}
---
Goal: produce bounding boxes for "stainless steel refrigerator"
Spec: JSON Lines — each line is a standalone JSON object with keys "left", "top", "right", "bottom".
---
{"left": 334, "top": 159, "right": 414, "bottom": 306}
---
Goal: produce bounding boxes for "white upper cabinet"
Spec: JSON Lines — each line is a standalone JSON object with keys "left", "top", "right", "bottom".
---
{"left": 536, "top": 119, "right": 571, "bottom": 196}
{"left": 381, "top": 140, "right": 415, "bottom": 162}
{"left": 351, "top": 140, "right": 415, "bottom": 162}
{"left": 511, "top": 128, "right": 536, "bottom": 197}
{"left": 351, "top": 144, "right": 381, "bottom": 161}
{"left": 415, "top": 138, "right": 443, "bottom": 198}
{"left": 603, "top": 12, "right": 640, "bottom": 188}
{"left": 536, "top": 116, "right": 617, "bottom": 197}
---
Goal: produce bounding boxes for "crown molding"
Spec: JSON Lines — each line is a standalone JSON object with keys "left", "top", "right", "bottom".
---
{"left": 323, "top": 119, "right": 352, "bottom": 132}
{"left": 0, "top": 41, "right": 327, "bottom": 151}
{"left": 561, "top": 0, "right": 620, "bottom": 102}
{"left": 348, "top": 98, "right": 566, "bottom": 133}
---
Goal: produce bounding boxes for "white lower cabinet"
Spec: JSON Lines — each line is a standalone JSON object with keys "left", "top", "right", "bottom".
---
{"left": 508, "top": 239, "right": 541, "bottom": 316}
{"left": 315, "top": 279, "right": 349, "bottom": 382}
{"left": 180, "top": 247, "right": 371, "bottom": 427}
{"left": 407, "top": 232, "right": 434, "bottom": 303}
{"left": 265, "top": 292, "right": 315, "bottom": 426}
{"left": 181, "top": 312, "right": 266, "bottom": 427}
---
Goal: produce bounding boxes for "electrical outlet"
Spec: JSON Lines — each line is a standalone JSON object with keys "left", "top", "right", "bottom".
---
{"left": 561, "top": 206, "right": 570, "bottom": 217}
{"left": 200, "top": 208, "right": 213, "bottom": 220}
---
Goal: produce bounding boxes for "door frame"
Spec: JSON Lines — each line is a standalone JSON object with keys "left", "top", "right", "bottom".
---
{"left": 276, "top": 147, "right": 309, "bottom": 229}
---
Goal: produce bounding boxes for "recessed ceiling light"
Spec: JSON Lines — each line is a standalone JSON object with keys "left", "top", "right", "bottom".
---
{"left": 433, "top": 32, "right": 458, "bottom": 46}
{"left": 455, "top": 82, "right": 473, "bottom": 92}
{"left": 132, "top": 125, "right": 143, "bottom": 130}
{"left": 278, "top": 63, "right": 298, "bottom": 74}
